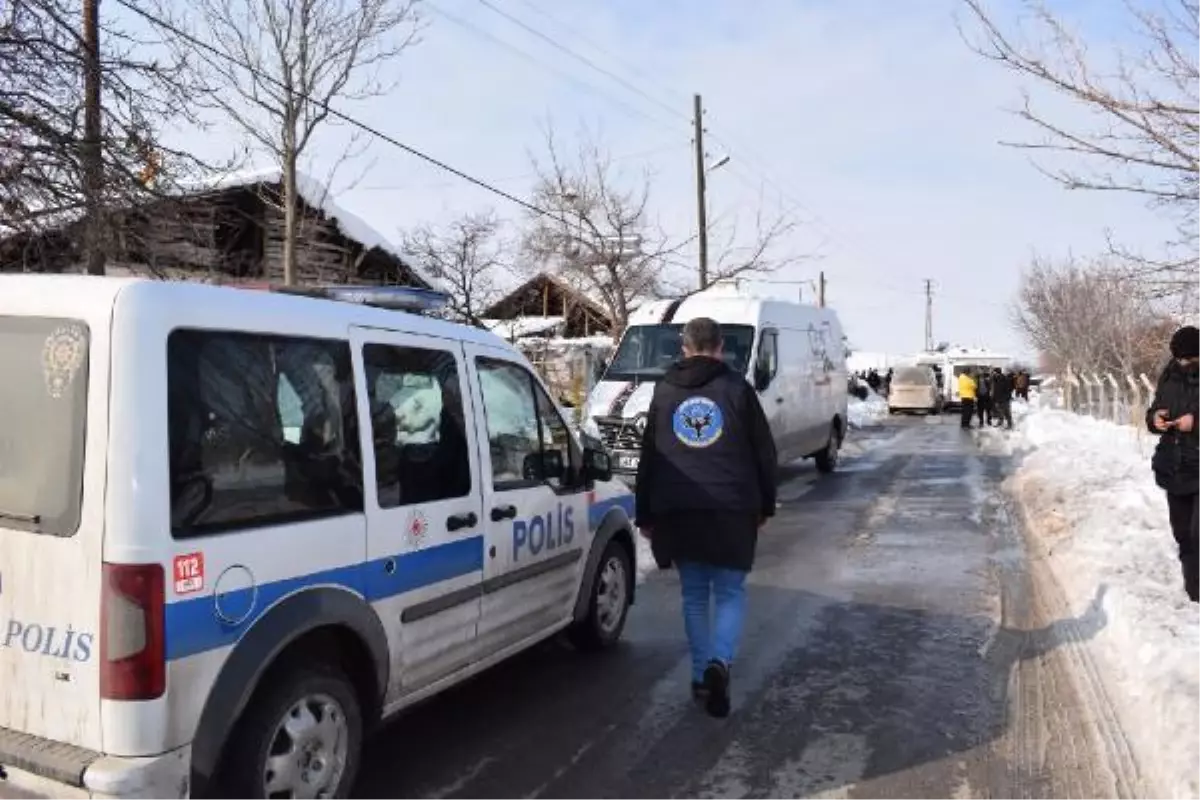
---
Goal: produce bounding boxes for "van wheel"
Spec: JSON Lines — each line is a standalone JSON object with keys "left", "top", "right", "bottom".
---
{"left": 815, "top": 424, "right": 839, "bottom": 473}
{"left": 224, "top": 666, "right": 362, "bottom": 799}
{"left": 570, "top": 540, "right": 632, "bottom": 651}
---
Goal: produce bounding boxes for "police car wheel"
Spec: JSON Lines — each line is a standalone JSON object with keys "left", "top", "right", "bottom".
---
{"left": 224, "top": 666, "right": 363, "bottom": 799}
{"left": 815, "top": 425, "right": 839, "bottom": 473}
{"left": 570, "top": 540, "right": 631, "bottom": 651}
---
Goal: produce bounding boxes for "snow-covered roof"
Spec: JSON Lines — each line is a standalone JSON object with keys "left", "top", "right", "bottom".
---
{"left": 193, "top": 167, "right": 438, "bottom": 289}
{"left": 520, "top": 334, "right": 614, "bottom": 352}
{"left": 482, "top": 316, "right": 566, "bottom": 340}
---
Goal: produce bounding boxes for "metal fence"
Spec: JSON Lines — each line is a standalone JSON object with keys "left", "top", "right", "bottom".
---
{"left": 1049, "top": 366, "right": 1157, "bottom": 428}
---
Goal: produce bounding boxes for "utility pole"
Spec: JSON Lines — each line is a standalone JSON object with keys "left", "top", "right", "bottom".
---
{"left": 818, "top": 271, "right": 826, "bottom": 308}
{"left": 693, "top": 93, "right": 708, "bottom": 291}
{"left": 923, "top": 278, "right": 934, "bottom": 351}
{"left": 82, "top": 0, "right": 105, "bottom": 275}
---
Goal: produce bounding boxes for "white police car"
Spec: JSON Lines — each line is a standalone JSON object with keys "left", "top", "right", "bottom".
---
{"left": 0, "top": 277, "right": 637, "bottom": 798}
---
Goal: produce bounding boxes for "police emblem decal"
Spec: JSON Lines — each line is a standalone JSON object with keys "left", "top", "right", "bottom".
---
{"left": 41, "top": 323, "right": 87, "bottom": 399}
{"left": 405, "top": 508, "right": 429, "bottom": 547}
{"left": 672, "top": 396, "right": 724, "bottom": 448}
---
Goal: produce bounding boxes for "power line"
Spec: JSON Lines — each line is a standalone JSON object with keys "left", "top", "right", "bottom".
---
{"left": 355, "top": 142, "right": 687, "bottom": 192}
{"left": 510, "top": 0, "right": 691, "bottom": 109}
{"left": 475, "top": 0, "right": 691, "bottom": 128}
{"left": 110, "top": 0, "right": 558, "bottom": 220}
{"left": 478, "top": 0, "right": 843, "bottom": 242}
{"left": 426, "top": 1, "right": 684, "bottom": 136}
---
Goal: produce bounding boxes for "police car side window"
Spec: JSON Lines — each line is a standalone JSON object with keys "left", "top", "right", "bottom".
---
{"left": 167, "top": 330, "right": 363, "bottom": 537}
{"left": 362, "top": 343, "right": 472, "bottom": 508}
{"left": 476, "top": 359, "right": 542, "bottom": 489}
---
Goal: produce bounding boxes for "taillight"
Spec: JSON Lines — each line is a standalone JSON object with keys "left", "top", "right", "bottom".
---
{"left": 100, "top": 562, "right": 166, "bottom": 701}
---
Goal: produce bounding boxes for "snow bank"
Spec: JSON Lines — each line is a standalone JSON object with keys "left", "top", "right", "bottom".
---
{"left": 847, "top": 390, "right": 888, "bottom": 429}
{"left": 982, "top": 407, "right": 1199, "bottom": 798}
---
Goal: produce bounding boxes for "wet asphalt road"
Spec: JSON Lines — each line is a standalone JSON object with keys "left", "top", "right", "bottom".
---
{"left": 353, "top": 416, "right": 1144, "bottom": 799}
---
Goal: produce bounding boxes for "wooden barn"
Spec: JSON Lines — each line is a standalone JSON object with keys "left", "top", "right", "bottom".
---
{"left": 0, "top": 169, "right": 431, "bottom": 287}
{"left": 481, "top": 272, "right": 613, "bottom": 340}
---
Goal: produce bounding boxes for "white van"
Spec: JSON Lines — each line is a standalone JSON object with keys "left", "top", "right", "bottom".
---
{"left": 582, "top": 289, "right": 849, "bottom": 480}
{"left": 916, "top": 347, "right": 1013, "bottom": 407}
{"left": 0, "top": 276, "right": 637, "bottom": 799}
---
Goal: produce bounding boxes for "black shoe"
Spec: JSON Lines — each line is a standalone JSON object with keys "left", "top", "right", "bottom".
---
{"left": 702, "top": 660, "right": 731, "bottom": 718}
{"left": 1180, "top": 556, "right": 1200, "bottom": 599}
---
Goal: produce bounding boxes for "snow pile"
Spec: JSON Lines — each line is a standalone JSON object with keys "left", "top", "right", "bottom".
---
{"left": 983, "top": 407, "right": 1199, "bottom": 798}
{"left": 847, "top": 390, "right": 889, "bottom": 428}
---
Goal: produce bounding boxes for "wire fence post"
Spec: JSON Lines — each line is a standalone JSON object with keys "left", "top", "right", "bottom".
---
{"left": 1126, "top": 374, "right": 1141, "bottom": 427}
{"left": 1065, "top": 366, "right": 1079, "bottom": 413}
{"left": 1105, "top": 373, "right": 1120, "bottom": 424}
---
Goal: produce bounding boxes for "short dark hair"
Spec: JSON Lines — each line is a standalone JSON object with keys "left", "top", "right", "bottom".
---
{"left": 682, "top": 317, "right": 722, "bottom": 354}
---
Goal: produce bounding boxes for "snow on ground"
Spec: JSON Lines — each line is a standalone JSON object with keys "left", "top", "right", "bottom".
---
{"left": 635, "top": 530, "right": 657, "bottom": 583}
{"left": 847, "top": 390, "right": 889, "bottom": 429}
{"left": 980, "top": 404, "right": 1199, "bottom": 798}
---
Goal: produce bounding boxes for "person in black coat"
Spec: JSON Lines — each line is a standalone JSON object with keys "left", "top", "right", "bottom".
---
{"left": 975, "top": 369, "right": 993, "bottom": 427}
{"left": 992, "top": 368, "right": 1014, "bottom": 430}
{"left": 1146, "top": 325, "right": 1199, "bottom": 602}
{"left": 635, "top": 317, "right": 777, "bottom": 717}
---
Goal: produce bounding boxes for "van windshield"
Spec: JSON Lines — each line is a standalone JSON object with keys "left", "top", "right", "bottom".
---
{"left": 894, "top": 367, "right": 931, "bottom": 384}
{"left": 0, "top": 316, "right": 89, "bottom": 536}
{"left": 604, "top": 323, "right": 756, "bottom": 382}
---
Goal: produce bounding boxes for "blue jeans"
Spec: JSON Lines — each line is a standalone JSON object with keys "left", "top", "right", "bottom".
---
{"left": 677, "top": 561, "right": 748, "bottom": 683}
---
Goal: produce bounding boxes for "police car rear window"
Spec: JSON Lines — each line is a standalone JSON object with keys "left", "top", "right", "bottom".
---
{"left": 0, "top": 316, "right": 89, "bottom": 537}
{"left": 167, "top": 329, "right": 363, "bottom": 537}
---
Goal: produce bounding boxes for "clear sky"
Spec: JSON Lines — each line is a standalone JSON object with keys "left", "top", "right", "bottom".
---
{"left": 146, "top": 0, "right": 1179, "bottom": 360}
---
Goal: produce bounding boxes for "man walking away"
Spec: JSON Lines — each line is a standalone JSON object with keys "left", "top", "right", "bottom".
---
{"left": 976, "top": 369, "right": 993, "bottom": 427}
{"left": 635, "top": 317, "right": 778, "bottom": 717}
{"left": 992, "top": 368, "right": 1014, "bottom": 430}
{"left": 957, "top": 370, "right": 977, "bottom": 429}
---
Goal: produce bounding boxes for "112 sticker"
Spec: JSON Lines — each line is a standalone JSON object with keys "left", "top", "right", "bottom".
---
{"left": 174, "top": 552, "right": 205, "bottom": 595}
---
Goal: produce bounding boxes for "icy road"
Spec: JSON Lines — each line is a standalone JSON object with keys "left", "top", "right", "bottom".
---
{"left": 353, "top": 416, "right": 1146, "bottom": 799}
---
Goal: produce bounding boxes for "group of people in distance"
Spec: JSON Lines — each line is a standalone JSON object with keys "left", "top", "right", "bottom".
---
{"left": 956, "top": 367, "right": 1027, "bottom": 430}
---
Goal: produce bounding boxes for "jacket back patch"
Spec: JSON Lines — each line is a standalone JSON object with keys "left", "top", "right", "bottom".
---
{"left": 672, "top": 396, "right": 725, "bottom": 448}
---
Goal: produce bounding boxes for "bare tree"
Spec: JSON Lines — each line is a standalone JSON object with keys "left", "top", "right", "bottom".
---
{"left": 522, "top": 132, "right": 680, "bottom": 333}
{"left": 522, "top": 130, "right": 799, "bottom": 332}
{"left": 156, "top": 0, "right": 421, "bottom": 284}
{"left": 690, "top": 195, "right": 802, "bottom": 296}
{"left": 1013, "top": 255, "right": 1174, "bottom": 377}
{"left": 402, "top": 210, "right": 509, "bottom": 326}
{"left": 1, "top": 0, "right": 221, "bottom": 273}
{"left": 961, "top": 0, "right": 1199, "bottom": 300}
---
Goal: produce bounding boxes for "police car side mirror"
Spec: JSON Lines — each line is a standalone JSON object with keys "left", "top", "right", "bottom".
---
{"left": 522, "top": 450, "right": 564, "bottom": 482}
{"left": 583, "top": 447, "right": 612, "bottom": 482}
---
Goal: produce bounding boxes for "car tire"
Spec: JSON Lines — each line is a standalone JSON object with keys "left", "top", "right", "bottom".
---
{"left": 815, "top": 423, "right": 839, "bottom": 474}
{"left": 569, "top": 540, "right": 632, "bottom": 652}
{"left": 222, "top": 665, "right": 363, "bottom": 799}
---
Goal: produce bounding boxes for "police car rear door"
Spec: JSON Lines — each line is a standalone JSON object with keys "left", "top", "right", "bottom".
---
{"left": 464, "top": 344, "right": 590, "bottom": 657}
{"left": 350, "top": 327, "right": 485, "bottom": 698}
{"left": 0, "top": 301, "right": 105, "bottom": 753}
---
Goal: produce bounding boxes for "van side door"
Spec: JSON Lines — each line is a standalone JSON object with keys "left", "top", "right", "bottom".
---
{"left": 464, "top": 344, "right": 591, "bottom": 657}
{"left": 350, "top": 327, "right": 484, "bottom": 700}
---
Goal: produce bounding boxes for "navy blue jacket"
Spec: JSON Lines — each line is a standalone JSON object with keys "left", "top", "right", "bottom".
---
{"left": 636, "top": 354, "right": 776, "bottom": 509}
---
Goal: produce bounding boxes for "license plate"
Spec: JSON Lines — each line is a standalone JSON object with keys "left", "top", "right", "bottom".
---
{"left": 617, "top": 454, "right": 640, "bottom": 471}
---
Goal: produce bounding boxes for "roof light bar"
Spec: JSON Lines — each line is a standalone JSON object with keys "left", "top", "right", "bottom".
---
{"left": 228, "top": 281, "right": 449, "bottom": 314}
